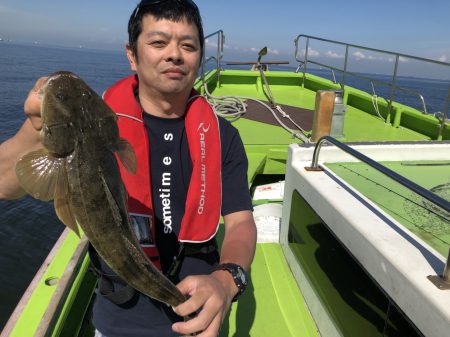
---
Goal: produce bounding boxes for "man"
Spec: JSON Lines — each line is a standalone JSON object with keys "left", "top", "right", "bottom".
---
{"left": 0, "top": 1, "right": 256, "bottom": 337}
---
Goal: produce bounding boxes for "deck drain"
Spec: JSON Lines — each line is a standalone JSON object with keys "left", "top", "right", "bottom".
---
{"left": 45, "top": 277, "right": 59, "bottom": 286}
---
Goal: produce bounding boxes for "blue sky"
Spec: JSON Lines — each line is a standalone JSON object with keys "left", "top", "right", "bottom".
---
{"left": 0, "top": 0, "right": 449, "bottom": 78}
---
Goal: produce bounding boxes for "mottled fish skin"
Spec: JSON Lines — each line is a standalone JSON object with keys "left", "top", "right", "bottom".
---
{"left": 16, "top": 71, "right": 186, "bottom": 307}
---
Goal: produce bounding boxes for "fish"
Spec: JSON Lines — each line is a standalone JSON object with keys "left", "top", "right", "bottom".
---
{"left": 15, "top": 71, "right": 186, "bottom": 307}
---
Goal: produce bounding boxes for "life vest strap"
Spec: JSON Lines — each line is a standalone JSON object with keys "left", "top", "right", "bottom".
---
{"left": 166, "top": 238, "right": 219, "bottom": 278}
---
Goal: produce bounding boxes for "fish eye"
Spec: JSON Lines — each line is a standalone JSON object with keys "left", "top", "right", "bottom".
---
{"left": 55, "top": 92, "right": 67, "bottom": 101}
{"left": 44, "top": 125, "right": 52, "bottom": 136}
{"left": 82, "top": 91, "right": 92, "bottom": 99}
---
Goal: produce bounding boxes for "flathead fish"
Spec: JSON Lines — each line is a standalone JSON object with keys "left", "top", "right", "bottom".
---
{"left": 15, "top": 71, "right": 186, "bottom": 307}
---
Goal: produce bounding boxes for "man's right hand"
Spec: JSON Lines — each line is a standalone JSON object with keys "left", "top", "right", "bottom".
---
{"left": 24, "top": 76, "right": 48, "bottom": 130}
{"left": 0, "top": 77, "right": 47, "bottom": 199}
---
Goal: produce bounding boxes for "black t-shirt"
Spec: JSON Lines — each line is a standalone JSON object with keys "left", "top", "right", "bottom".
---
{"left": 92, "top": 113, "right": 252, "bottom": 337}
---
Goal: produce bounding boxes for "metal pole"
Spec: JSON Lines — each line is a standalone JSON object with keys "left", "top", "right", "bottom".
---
{"left": 342, "top": 45, "right": 349, "bottom": 88}
{"left": 302, "top": 37, "right": 309, "bottom": 88}
{"left": 386, "top": 55, "right": 400, "bottom": 124}
{"left": 444, "top": 85, "right": 450, "bottom": 120}
{"left": 444, "top": 247, "right": 450, "bottom": 282}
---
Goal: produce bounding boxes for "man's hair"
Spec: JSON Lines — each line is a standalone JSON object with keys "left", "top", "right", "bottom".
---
{"left": 128, "top": 0, "right": 204, "bottom": 63}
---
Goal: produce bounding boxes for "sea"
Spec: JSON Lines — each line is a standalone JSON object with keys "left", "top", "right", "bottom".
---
{"left": 0, "top": 42, "right": 449, "bottom": 330}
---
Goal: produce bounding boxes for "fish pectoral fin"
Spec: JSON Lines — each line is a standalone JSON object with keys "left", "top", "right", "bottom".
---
{"left": 116, "top": 138, "right": 137, "bottom": 174}
{"left": 54, "top": 171, "right": 80, "bottom": 237}
{"left": 16, "top": 149, "right": 80, "bottom": 235}
{"left": 15, "top": 148, "right": 66, "bottom": 201}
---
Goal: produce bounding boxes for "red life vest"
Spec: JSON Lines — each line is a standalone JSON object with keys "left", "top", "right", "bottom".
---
{"left": 103, "top": 75, "right": 221, "bottom": 270}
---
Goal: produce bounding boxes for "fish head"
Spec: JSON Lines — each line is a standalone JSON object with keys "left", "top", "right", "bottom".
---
{"left": 40, "top": 71, "right": 117, "bottom": 157}
{"left": 39, "top": 71, "right": 83, "bottom": 157}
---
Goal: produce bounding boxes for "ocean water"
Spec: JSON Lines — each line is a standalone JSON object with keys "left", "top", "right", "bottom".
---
{"left": 0, "top": 42, "right": 448, "bottom": 330}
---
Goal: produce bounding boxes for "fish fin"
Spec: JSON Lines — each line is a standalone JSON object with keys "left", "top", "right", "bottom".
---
{"left": 116, "top": 138, "right": 137, "bottom": 174}
{"left": 54, "top": 171, "right": 80, "bottom": 237}
{"left": 15, "top": 149, "right": 66, "bottom": 201}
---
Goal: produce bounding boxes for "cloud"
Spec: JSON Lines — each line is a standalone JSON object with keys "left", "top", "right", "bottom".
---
{"left": 205, "top": 39, "right": 218, "bottom": 48}
{"left": 249, "top": 47, "right": 279, "bottom": 55}
{"left": 437, "top": 55, "right": 448, "bottom": 62}
{"left": 205, "top": 38, "right": 232, "bottom": 51}
{"left": 352, "top": 51, "right": 392, "bottom": 62}
{"left": 352, "top": 51, "right": 366, "bottom": 60}
{"left": 298, "top": 47, "right": 320, "bottom": 57}
{"left": 325, "top": 50, "right": 344, "bottom": 59}
{"left": 352, "top": 52, "right": 383, "bottom": 60}
{"left": 307, "top": 47, "right": 320, "bottom": 57}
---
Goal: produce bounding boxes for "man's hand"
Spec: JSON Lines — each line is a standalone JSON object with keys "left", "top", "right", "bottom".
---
{"left": 24, "top": 76, "right": 47, "bottom": 130}
{"left": 0, "top": 77, "right": 48, "bottom": 199}
{"left": 172, "top": 271, "right": 237, "bottom": 337}
{"left": 172, "top": 211, "right": 256, "bottom": 336}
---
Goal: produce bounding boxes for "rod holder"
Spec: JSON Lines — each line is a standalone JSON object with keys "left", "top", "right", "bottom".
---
{"left": 428, "top": 247, "right": 450, "bottom": 290}
{"left": 310, "top": 91, "right": 336, "bottom": 142}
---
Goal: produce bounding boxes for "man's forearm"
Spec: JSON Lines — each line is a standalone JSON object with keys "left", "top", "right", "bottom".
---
{"left": 0, "top": 119, "right": 41, "bottom": 199}
{"left": 219, "top": 211, "right": 257, "bottom": 271}
{"left": 210, "top": 210, "right": 257, "bottom": 299}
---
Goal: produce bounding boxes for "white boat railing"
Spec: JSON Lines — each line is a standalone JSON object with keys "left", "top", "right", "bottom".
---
{"left": 308, "top": 135, "right": 450, "bottom": 289}
{"left": 294, "top": 34, "right": 450, "bottom": 125}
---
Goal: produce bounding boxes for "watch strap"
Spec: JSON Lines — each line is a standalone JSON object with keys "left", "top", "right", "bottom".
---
{"left": 215, "top": 263, "right": 248, "bottom": 302}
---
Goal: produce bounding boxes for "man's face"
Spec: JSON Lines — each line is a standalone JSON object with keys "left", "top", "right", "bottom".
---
{"left": 126, "top": 15, "right": 201, "bottom": 98}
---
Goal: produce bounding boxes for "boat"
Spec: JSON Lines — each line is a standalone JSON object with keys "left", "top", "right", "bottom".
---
{"left": 1, "top": 32, "right": 449, "bottom": 337}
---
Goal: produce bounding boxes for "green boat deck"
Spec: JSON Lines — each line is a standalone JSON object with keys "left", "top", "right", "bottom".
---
{"left": 325, "top": 160, "right": 450, "bottom": 257}
{"left": 6, "top": 236, "right": 321, "bottom": 337}
{"left": 220, "top": 243, "right": 319, "bottom": 337}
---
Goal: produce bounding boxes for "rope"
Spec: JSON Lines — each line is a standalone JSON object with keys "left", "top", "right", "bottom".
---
{"left": 370, "top": 81, "right": 386, "bottom": 122}
{"left": 371, "top": 95, "right": 385, "bottom": 122}
{"left": 200, "top": 72, "right": 311, "bottom": 143}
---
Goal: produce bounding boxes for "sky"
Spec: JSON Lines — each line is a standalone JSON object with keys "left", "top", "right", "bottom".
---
{"left": 0, "top": 0, "right": 449, "bottom": 78}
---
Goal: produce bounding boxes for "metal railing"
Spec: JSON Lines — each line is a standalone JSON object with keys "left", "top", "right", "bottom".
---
{"left": 200, "top": 30, "right": 225, "bottom": 81}
{"left": 308, "top": 135, "right": 450, "bottom": 288}
{"left": 294, "top": 34, "right": 450, "bottom": 123}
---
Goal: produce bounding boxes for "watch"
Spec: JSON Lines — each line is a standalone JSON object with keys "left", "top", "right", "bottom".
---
{"left": 215, "top": 263, "right": 248, "bottom": 302}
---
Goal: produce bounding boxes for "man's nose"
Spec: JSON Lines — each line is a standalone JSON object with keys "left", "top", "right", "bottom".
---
{"left": 165, "top": 43, "right": 183, "bottom": 64}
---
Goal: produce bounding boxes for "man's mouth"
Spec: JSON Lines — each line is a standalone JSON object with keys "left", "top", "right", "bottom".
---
{"left": 162, "top": 67, "right": 187, "bottom": 76}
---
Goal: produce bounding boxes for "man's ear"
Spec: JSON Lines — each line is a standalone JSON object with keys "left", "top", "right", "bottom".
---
{"left": 126, "top": 43, "right": 138, "bottom": 72}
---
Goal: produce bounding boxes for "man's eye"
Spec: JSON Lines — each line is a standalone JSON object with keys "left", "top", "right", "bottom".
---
{"left": 151, "top": 40, "right": 166, "bottom": 47}
{"left": 183, "top": 44, "right": 196, "bottom": 51}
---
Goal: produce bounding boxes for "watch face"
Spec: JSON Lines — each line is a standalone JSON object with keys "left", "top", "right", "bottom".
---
{"left": 237, "top": 268, "right": 248, "bottom": 286}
